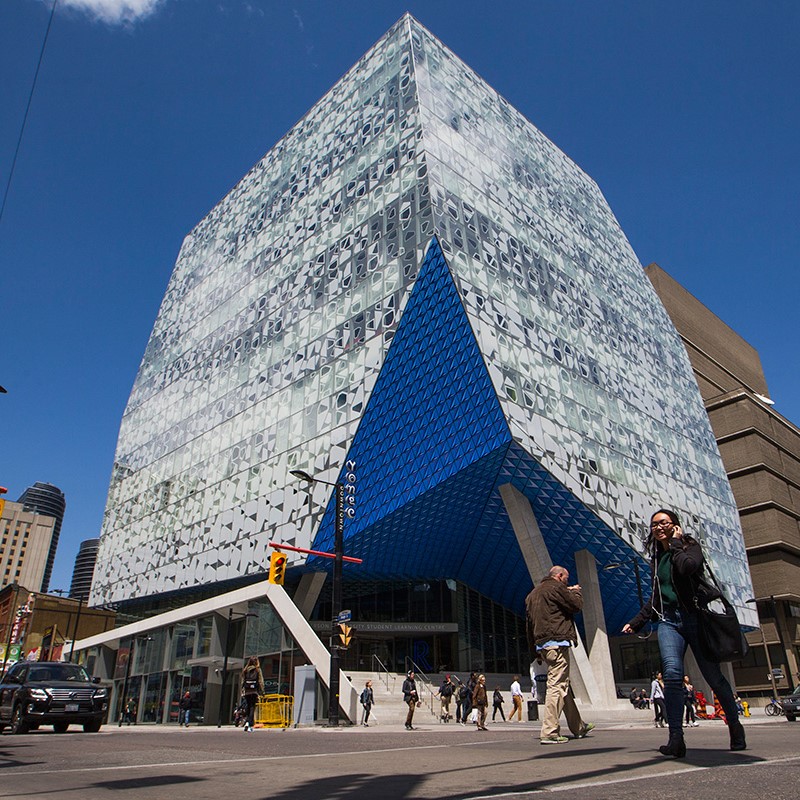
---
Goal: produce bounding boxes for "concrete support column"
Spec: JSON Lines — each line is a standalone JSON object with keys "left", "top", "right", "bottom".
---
{"left": 294, "top": 571, "right": 327, "bottom": 619}
{"left": 499, "top": 483, "right": 605, "bottom": 708}
{"left": 574, "top": 549, "right": 618, "bottom": 706}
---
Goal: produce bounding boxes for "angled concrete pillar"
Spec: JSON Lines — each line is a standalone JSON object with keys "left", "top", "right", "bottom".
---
{"left": 499, "top": 483, "right": 605, "bottom": 708}
{"left": 574, "top": 549, "right": 618, "bottom": 706}
{"left": 293, "top": 571, "right": 327, "bottom": 619}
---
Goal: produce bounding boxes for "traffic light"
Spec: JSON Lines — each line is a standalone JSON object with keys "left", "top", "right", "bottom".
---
{"left": 268, "top": 551, "right": 287, "bottom": 585}
{"left": 338, "top": 623, "right": 355, "bottom": 647}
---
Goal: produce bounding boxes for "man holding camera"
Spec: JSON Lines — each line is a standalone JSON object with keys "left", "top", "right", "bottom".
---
{"left": 526, "top": 565, "right": 595, "bottom": 745}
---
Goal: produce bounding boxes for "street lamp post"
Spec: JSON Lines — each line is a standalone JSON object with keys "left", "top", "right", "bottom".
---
{"left": 768, "top": 595, "right": 794, "bottom": 693}
{"left": 49, "top": 589, "right": 84, "bottom": 663}
{"left": 68, "top": 596, "right": 84, "bottom": 663}
{"left": 747, "top": 596, "right": 791, "bottom": 698}
{"left": 291, "top": 469, "right": 345, "bottom": 727}
{"left": 216, "top": 608, "right": 257, "bottom": 727}
{"left": 603, "top": 557, "right": 645, "bottom": 608}
{"left": 604, "top": 556, "right": 650, "bottom": 675}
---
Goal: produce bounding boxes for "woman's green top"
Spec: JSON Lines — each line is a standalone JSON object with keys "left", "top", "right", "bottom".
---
{"left": 657, "top": 549, "right": 679, "bottom": 608}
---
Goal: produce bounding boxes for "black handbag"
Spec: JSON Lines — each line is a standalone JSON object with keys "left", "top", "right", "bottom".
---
{"left": 692, "top": 563, "right": 749, "bottom": 663}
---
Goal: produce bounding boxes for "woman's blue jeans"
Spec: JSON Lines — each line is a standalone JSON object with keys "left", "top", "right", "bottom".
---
{"left": 657, "top": 607, "right": 739, "bottom": 736}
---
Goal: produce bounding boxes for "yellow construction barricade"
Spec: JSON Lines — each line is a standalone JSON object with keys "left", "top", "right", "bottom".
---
{"left": 254, "top": 694, "right": 293, "bottom": 728}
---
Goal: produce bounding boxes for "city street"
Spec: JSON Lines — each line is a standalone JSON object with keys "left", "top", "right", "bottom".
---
{"left": 1, "top": 717, "right": 797, "bottom": 800}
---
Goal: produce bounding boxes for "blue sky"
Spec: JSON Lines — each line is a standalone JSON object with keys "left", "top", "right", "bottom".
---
{"left": 1, "top": 0, "right": 798, "bottom": 594}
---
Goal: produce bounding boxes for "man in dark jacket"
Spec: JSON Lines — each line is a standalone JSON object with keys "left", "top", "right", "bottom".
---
{"left": 402, "top": 671, "right": 419, "bottom": 730}
{"left": 526, "top": 565, "right": 594, "bottom": 744}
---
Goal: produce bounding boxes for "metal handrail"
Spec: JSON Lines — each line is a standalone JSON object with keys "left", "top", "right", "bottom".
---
{"left": 404, "top": 657, "right": 437, "bottom": 719}
{"left": 371, "top": 654, "right": 395, "bottom": 692}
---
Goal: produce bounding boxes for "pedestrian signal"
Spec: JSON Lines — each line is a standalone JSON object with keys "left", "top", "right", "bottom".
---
{"left": 268, "top": 551, "right": 287, "bottom": 585}
{"left": 338, "top": 623, "right": 355, "bottom": 647}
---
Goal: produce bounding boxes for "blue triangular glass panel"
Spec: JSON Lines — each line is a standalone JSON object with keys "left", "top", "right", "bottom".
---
{"left": 310, "top": 237, "right": 511, "bottom": 573}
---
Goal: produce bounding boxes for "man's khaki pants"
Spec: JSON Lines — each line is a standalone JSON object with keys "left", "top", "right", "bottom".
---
{"left": 540, "top": 646, "right": 584, "bottom": 739}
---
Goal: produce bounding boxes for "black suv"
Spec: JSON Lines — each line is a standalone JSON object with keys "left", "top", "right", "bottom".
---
{"left": 0, "top": 661, "right": 107, "bottom": 734}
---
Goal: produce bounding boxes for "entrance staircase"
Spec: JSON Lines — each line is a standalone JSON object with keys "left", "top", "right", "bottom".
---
{"left": 342, "top": 666, "right": 528, "bottom": 725}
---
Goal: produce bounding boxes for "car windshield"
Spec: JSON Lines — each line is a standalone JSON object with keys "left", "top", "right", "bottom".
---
{"left": 28, "top": 664, "right": 91, "bottom": 683}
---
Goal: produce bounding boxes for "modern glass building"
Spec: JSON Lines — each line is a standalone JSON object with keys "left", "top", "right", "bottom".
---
{"left": 92, "top": 15, "right": 755, "bottom": 680}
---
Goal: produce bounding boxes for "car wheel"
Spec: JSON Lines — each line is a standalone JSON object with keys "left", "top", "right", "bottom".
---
{"left": 11, "top": 705, "right": 30, "bottom": 735}
{"left": 786, "top": 713, "right": 796, "bottom": 722}
{"left": 53, "top": 722, "right": 69, "bottom": 733}
{"left": 83, "top": 720, "right": 102, "bottom": 733}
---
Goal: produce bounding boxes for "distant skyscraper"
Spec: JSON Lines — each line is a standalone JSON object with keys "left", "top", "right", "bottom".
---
{"left": 1, "top": 500, "right": 58, "bottom": 592}
{"left": 17, "top": 482, "right": 65, "bottom": 593}
{"left": 69, "top": 538, "right": 99, "bottom": 602}
{"left": 93, "top": 15, "right": 755, "bottom": 648}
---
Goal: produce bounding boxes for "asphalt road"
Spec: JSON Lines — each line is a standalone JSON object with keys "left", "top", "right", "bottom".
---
{"left": 1, "top": 718, "right": 798, "bottom": 800}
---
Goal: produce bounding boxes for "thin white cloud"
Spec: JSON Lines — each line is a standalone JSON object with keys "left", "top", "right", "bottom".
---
{"left": 56, "top": 0, "right": 166, "bottom": 25}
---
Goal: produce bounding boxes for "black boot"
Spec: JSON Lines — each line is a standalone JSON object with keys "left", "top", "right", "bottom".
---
{"left": 729, "top": 722, "right": 747, "bottom": 751}
{"left": 659, "top": 732, "right": 686, "bottom": 758}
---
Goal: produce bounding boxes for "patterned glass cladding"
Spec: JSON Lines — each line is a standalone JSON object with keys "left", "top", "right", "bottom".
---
{"left": 309, "top": 237, "right": 511, "bottom": 575}
{"left": 406, "top": 19, "right": 753, "bottom": 622}
{"left": 92, "top": 16, "right": 432, "bottom": 602}
{"left": 308, "top": 238, "right": 653, "bottom": 631}
{"left": 92, "top": 14, "right": 754, "bottom": 628}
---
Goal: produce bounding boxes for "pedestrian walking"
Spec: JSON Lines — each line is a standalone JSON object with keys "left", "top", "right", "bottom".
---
{"left": 124, "top": 696, "right": 137, "bottom": 725}
{"left": 465, "top": 672, "right": 477, "bottom": 723}
{"left": 360, "top": 680, "right": 374, "bottom": 726}
{"left": 436, "top": 674, "right": 455, "bottom": 722}
{"left": 683, "top": 676, "right": 699, "bottom": 726}
{"left": 455, "top": 679, "right": 469, "bottom": 724}
{"left": 526, "top": 565, "right": 595, "bottom": 745}
{"left": 508, "top": 675, "right": 524, "bottom": 721}
{"left": 492, "top": 687, "right": 505, "bottom": 722}
{"left": 531, "top": 656, "right": 548, "bottom": 704}
{"left": 650, "top": 673, "right": 666, "bottom": 727}
{"left": 623, "top": 509, "right": 746, "bottom": 758}
{"left": 402, "top": 670, "right": 419, "bottom": 730}
{"left": 179, "top": 690, "right": 192, "bottom": 727}
{"left": 472, "top": 674, "right": 489, "bottom": 730}
{"left": 241, "top": 655, "right": 265, "bottom": 732}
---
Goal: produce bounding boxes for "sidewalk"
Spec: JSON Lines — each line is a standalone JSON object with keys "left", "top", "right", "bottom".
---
{"left": 106, "top": 710, "right": 785, "bottom": 733}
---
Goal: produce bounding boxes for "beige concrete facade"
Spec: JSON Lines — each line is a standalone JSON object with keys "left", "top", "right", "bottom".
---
{"left": 1, "top": 500, "right": 57, "bottom": 593}
{"left": 646, "top": 263, "right": 800, "bottom": 696}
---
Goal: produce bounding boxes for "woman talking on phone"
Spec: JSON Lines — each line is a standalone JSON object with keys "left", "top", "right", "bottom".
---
{"left": 622, "top": 509, "right": 746, "bottom": 758}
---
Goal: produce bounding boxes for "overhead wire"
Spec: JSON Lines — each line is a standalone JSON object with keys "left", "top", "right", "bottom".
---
{"left": 0, "top": 0, "right": 59, "bottom": 227}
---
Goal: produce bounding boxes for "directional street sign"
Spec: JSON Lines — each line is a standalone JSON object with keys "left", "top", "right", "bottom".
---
{"left": 336, "top": 609, "right": 352, "bottom": 623}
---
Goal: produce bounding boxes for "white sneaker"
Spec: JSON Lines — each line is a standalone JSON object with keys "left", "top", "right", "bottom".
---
{"left": 691, "top": 721, "right": 700, "bottom": 727}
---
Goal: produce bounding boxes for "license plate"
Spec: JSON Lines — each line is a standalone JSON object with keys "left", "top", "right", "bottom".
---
{"left": 65, "top": 703, "right": 79, "bottom": 712}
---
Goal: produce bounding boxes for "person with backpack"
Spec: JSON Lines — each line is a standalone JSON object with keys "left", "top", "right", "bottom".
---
{"left": 436, "top": 674, "right": 455, "bottom": 722}
{"left": 455, "top": 678, "right": 469, "bottom": 724}
{"left": 465, "top": 672, "right": 477, "bottom": 724}
{"left": 492, "top": 686, "right": 505, "bottom": 722}
{"left": 360, "top": 680, "right": 374, "bottom": 726}
{"left": 241, "top": 655, "right": 264, "bottom": 732}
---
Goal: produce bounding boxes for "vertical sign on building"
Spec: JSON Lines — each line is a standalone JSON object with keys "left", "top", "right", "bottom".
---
{"left": 343, "top": 460, "right": 356, "bottom": 519}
